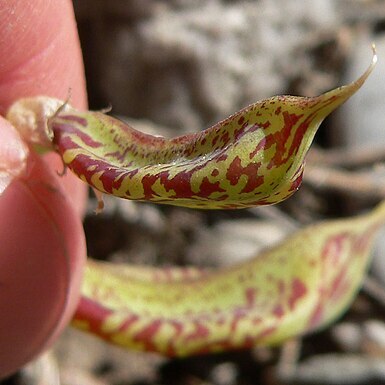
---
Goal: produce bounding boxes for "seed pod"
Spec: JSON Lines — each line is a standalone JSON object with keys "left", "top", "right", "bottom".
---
{"left": 49, "top": 49, "right": 376, "bottom": 209}
{"left": 73, "top": 201, "right": 385, "bottom": 356}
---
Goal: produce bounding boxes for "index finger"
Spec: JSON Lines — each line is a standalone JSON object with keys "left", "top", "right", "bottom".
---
{"left": 0, "top": 0, "right": 88, "bottom": 214}
{"left": 0, "top": 0, "right": 87, "bottom": 112}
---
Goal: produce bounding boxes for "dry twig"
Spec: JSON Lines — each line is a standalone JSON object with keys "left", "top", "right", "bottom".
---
{"left": 363, "top": 276, "right": 385, "bottom": 308}
{"left": 308, "top": 146, "right": 385, "bottom": 169}
{"left": 304, "top": 164, "right": 385, "bottom": 200}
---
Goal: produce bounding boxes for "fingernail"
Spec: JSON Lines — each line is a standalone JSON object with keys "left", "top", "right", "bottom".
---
{"left": 0, "top": 119, "right": 29, "bottom": 195}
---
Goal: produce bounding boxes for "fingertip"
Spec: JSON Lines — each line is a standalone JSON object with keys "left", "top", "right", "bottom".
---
{"left": 0, "top": 151, "right": 86, "bottom": 379}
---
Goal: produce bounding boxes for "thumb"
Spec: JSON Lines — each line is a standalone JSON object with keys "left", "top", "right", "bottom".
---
{"left": 0, "top": 117, "right": 86, "bottom": 379}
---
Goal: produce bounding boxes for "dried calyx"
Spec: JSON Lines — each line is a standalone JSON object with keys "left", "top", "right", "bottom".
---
{"left": 6, "top": 96, "right": 72, "bottom": 153}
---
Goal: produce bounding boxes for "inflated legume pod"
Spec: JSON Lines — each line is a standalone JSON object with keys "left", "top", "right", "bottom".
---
{"left": 45, "top": 48, "right": 376, "bottom": 209}
{"left": 73, "top": 201, "right": 385, "bottom": 356}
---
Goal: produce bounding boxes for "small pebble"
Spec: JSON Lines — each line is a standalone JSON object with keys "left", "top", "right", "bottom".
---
{"left": 209, "top": 362, "right": 238, "bottom": 385}
{"left": 363, "top": 319, "right": 385, "bottom": 349}
{"left": 187, "top": 219, "right": 287, "bottom": 266}
{"left": 331, "top": 322, "right": 363, "bottom": 352}
{"left": 290, "top": 354, "right": 385, "bottom": 385}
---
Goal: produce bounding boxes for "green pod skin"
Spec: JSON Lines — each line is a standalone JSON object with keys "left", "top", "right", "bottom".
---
{"left": 49, "top": 50, "right": 375, "bottom": 209}
{"left": 74, "top": 202, "right": 385, "bottom": 356}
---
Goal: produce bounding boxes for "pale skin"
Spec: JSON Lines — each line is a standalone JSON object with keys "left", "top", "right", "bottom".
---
{"left": 0, "top": 0, "right": 88, "bottom": 377}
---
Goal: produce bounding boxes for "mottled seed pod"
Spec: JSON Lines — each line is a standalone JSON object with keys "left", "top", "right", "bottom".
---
{"left": 48, "top": 49, "right": 376, "bottom": 209}
{"left": 74, "top": 201, "right": 385, "bottom": 356}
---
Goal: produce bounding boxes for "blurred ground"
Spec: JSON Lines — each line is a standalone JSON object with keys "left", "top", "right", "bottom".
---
{"left": 5, "top": 1, "right": 385, "bottom": 384}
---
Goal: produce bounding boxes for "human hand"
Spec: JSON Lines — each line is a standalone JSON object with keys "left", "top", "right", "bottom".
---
{"left": 0, "top": 0, "right": 87, "bottom": 378}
